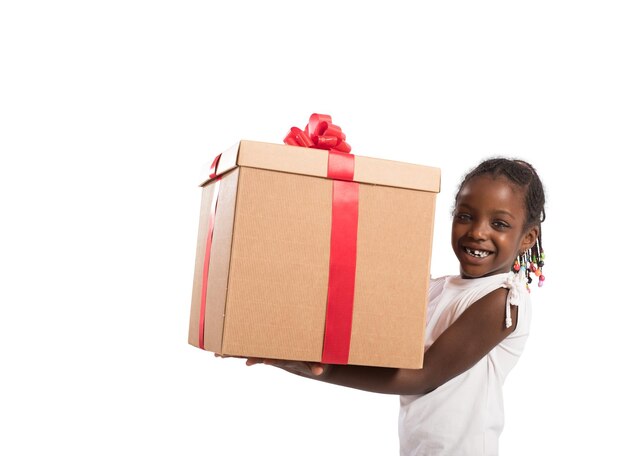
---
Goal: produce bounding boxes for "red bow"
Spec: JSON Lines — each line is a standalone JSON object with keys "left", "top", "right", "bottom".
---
{"left": 284, "top": 113, "right": 351, "bottom": 153}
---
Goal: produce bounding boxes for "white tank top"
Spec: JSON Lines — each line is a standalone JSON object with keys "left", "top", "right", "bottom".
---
{"left": 399, "top": 272, "right": 531, "bottom": 456}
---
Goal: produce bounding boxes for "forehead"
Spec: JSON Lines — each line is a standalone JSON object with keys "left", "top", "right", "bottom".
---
{"left": 456, "top": 175, "right": 526, "bottom": 216}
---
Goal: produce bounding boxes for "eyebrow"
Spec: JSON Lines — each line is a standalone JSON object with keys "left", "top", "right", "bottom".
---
{"left": 493, "top": 209, "right": 516, "bottom": 220}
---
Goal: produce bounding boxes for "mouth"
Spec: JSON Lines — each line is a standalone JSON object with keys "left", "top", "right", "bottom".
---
{"left": 463, "top": 247, "right": 492, "bottom": 258}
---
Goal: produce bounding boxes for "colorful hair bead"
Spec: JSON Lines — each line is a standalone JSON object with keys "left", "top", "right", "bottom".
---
{"left": 513, "top": 237, "right": 546, "bottom": 289}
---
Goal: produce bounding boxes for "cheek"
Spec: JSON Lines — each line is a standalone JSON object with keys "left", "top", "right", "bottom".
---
{"left": 497, "top": 233, "right": 522, "bottom": 256}
{"left": 450, "top": 224, "right": 462, "bottom": 245}
{"left": 451, "top": 221, "right": 462, "bottom": 236}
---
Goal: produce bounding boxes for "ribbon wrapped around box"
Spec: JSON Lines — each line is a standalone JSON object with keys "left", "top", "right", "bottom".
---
{"left": 189, "top": 114, "right": 440, "bottom": 369}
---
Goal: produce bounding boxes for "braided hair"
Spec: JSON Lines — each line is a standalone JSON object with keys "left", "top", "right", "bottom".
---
{"left": 455, "top": 158, "right": 547, "bottom": 282}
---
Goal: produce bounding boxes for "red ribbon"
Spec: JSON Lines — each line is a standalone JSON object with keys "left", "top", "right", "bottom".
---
{"left": 284, "top": 113, "right": 352, "bottom": 154}
{"left": 199, "top": 154, "right": 222, "bottom": 349}
{"left": 284, "top": 114, "right": 359, "bottom": 364}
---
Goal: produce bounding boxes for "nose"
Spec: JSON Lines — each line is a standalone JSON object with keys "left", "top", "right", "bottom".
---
{"left": 467, "top": 219, "right": 488, "bottom": 240}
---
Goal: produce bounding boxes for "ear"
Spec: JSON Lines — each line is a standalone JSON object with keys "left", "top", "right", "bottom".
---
{"left": 519, "top": 225, "right": 539, "bottom": 254}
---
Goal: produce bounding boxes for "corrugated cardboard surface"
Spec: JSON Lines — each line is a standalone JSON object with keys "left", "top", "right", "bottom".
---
{"left": 222, "top": 167, "right": 330, "bottom": 360}
{"left": 349, "top": 184, "right": 434, "bottom": 368}
{"left": 188, "top": 169, "right": 239, "bottom": 352}
{"left": 188, "top": 178, "right": 215, "bottom": 348}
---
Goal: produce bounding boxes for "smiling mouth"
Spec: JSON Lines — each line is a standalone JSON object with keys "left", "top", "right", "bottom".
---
{"left": 464, "top": 247, "right": 492, "bottom": 258}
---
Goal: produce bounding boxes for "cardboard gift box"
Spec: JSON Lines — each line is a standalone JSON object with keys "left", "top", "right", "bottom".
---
{"left": 188, "top": 140, "right": 440, "bottom": 369}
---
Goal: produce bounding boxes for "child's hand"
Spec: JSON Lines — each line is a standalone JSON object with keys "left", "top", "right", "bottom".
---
{"left": 245, "top": 357, "right": 326, "bottom": 377}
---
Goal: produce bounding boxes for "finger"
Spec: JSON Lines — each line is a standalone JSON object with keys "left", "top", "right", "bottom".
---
{"left": 309, "top": 363, "right": 325, "bottom": 376}
{"left": 246, "top": 358, "right": 264, "bottom": 366}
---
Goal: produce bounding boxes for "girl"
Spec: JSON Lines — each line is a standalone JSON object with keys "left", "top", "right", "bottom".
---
{"left": 245, "top": 158, "right": 546, "bottom": 456}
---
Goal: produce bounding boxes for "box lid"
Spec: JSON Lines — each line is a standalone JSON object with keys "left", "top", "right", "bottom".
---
{"left": 199, "top": 140, "right": 440, "bottom": 193}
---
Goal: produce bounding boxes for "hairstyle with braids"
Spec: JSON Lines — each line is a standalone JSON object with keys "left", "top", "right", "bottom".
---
{"left": 454, "top": 158, "right": 547, "bottom": 282}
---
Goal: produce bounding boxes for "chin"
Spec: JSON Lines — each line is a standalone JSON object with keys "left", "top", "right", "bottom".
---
{"left": 460, "top": 270, "right": 484, "bottom": 279}
{"left": 457, "top": 262, "right": 484, "bottom": 278}
{"left": 461, "top": 266, "right": 509, "bottom": 279}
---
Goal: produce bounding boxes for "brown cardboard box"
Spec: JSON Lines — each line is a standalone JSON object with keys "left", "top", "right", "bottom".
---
{"left": 188, "top": 140, "right": 440, "bottom": 369}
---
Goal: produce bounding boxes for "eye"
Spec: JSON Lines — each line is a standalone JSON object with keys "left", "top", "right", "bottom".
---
{"left": 454, "top": 212, "right": 471, "bottom": 222}
{"left": 492, "top": 220, "right": 510, "bottom": 230}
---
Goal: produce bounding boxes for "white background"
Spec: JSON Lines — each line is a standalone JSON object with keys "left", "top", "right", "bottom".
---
{"left": 1, "top": 1, "right": 624, "bottom": 455}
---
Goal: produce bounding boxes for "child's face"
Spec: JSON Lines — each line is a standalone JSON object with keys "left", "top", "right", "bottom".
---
{"left": 451, "top": 175, "right": 537, "bottom": 279}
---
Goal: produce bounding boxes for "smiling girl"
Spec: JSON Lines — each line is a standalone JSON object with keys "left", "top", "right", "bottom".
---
{"left": 245, "top": 158, "right": 546, "bottom": 456}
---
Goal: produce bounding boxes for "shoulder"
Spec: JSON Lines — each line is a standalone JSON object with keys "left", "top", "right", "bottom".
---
{"left": 465, "top": 272, "right": 530, "bottom": 305}
{"left": 469, "top": 286, "right": 510, "bottom": 313}
{"left": 501, "top": 272, "right": 532, "bottom": 308}
{"left": 428, "top": 275, "right": 450, "bottom": 295}
{"left": 468, "top": 273, "right": 534, "bottom": 333}
{"left": 458, "top": 286, "right": 520, "bottom": 337}
{"left": 429, "top": 275, "right": 450, "bottom": 285}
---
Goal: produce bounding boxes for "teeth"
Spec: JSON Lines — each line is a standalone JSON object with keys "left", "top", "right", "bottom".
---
{"left": 464, "top": 248, "right": 490, "bottom": 258}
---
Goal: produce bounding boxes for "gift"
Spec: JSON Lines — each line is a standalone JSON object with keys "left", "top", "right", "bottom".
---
{"left": 188, "top": 115, "right": 440, "bottom": 369}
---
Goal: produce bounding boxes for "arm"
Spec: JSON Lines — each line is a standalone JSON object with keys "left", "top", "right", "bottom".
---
{"left": 264, "top": 287, "right": 517, "bottom": 395}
